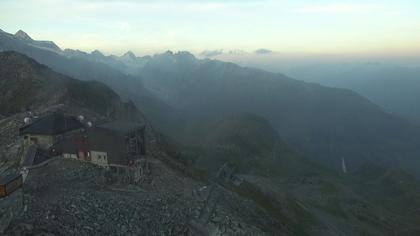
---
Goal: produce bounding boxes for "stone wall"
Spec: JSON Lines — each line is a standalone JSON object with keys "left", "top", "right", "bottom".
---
{"left": 23, "top": 134, "right": 53, "bottom": 150}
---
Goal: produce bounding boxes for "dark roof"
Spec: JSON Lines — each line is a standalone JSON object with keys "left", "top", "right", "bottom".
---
{"left": 20, "top": 113, "right": 84, "bottom": 135}
{"left": 95, "top": 120, "right": 144, "bottom": 133}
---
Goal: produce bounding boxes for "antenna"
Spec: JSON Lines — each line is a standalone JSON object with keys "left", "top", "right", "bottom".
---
{"left": 23, "top": 117, "right": 31, "bottom": 124}
{"left": 342, "top": 158, "right": 347, "bottom": 174}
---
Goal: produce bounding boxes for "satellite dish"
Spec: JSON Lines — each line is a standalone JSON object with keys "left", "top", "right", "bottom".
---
{"left": 87, "top": 122, "right": 92, "bottom": 127}
{"left": 24, "top": 117, "right": 31, "bottom": 124}
{"left": 77, "top": 115, "right": 85, "bottom": 121}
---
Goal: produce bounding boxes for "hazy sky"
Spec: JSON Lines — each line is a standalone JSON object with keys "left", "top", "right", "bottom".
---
{"left": 1, "top": 0, "right": 420, "bottom": 56}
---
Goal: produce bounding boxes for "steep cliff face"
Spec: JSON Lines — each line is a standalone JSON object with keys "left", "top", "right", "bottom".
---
{"left": 0, "top": 51, "right": 144, "bottom": 123}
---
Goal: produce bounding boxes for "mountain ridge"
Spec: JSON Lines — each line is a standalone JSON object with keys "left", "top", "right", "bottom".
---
{"left": 138, "top": 51, "right": 420, "bottom": 177}
{"left": 0, "top": 51, "right": 144, "bottom": 123}
{"left": 287, "top": 63, "right": 420, "bottom": 125}
{"left": 14, "top": 30, "right": 33, "bottom": 41}
{"left": 2, "top": 31, "right": 420, "bottom": 235}
{"left": 1, "top": 28, "right": 420, "bottom": 179}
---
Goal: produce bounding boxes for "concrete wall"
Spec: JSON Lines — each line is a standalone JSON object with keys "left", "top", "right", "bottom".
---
{"left": 22, "top": 129, "right": 84, "bottom": 151}
{"left": 90, "top": 151, "right": 108, "bottom": 166}
{"left": 23, "top": 134, "right": 53, "bottom": 150}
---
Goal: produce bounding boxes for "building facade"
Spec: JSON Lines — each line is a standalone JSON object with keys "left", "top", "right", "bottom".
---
{"left": 50, "top": 120, "right": 146, "bottom": 167}
{"left": 20, "top": 113, "right": 85, "bottom": 151}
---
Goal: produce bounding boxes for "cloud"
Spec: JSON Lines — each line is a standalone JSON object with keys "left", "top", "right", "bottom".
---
{"left": 295, "top": 4, "right": 381, "bottom": 14}
{"left": 201, "top": 49, "right": 224, "bottom": 57}
{"left": 255, "top": 48, "right": 273, "bottom": 54}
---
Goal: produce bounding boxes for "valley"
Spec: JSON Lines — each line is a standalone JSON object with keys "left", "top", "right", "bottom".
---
{"left": 0, "top": 28, "right": 420, "bottom": 235}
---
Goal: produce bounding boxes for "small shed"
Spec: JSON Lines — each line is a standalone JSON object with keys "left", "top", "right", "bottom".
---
{"left": 0, "top": 174, "right": 23, "bottom": 198}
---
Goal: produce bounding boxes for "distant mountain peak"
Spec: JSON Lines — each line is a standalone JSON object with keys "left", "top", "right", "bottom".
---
{"left": 175, "top": 51, "right": 197, "bottom": 61}
{"left": 176, "top": 51, "right": 194, "bottom": 56}
{"left": 125, "top": 50, "right": 136, "bottom": 57}
{"left": 122, "top": 51, "right": 136, "bottom": 60}
{"left": 63, "top": 48, "right": 88, "bottom": 57}
{"left": 164, "top": 50, "right": 174, "bottom": 55}
{"left": 15, "top": 30, "right": 33, "bottom": 41}
{"left": 91, "top": 49, "right": 105, "bottom": 57}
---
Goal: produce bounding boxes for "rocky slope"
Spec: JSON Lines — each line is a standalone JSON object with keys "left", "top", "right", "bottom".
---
{"left": 4, "top": 157, "right": 276, "bottom": 235}
{"left": 1, "top": 51, "right": 420, "bottom": 236}
{"left": 0, "top": 51, "right": 289, "bottom": 235}
{"left": 1, "top": 31, "right": 420, "bottom": 235}
{"left": 162, "top": 112, "right": 420, "bottom": 235}
{"left": 6, "top": 29, "right": 420, "bottom": 177}
{"left": 181, "top": 113, "right": 314, "bottom": 176}
{"left": 0, "top": 29, "right": 176, "bottom": 137}
{"left": 138, "top": 51, "right": 420, "bottom": 178}
{"left": 0, "top": 51, "right": 143, "bottom": 121}
{"left": 0, "top": 50, "right": 146, "bottom": 178}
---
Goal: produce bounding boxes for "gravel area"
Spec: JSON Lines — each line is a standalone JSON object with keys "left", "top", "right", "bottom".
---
{"left": 4, "top": 158, "right": 274, "bottom": 235}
